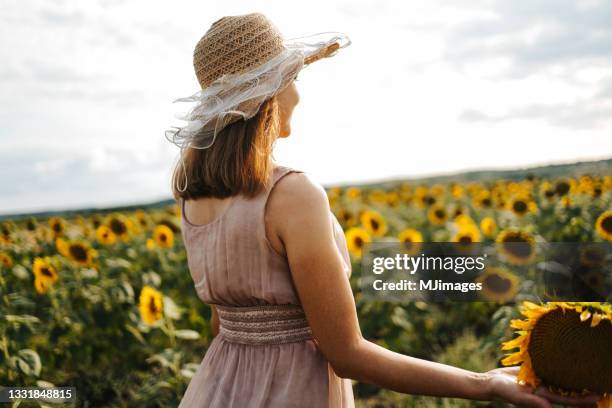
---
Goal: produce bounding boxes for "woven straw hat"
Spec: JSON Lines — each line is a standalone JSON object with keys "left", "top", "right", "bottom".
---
{"left": 193, "top": 12, "right": 347, "bottom": 90}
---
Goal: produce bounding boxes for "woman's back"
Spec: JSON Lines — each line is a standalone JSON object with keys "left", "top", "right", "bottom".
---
{"left": 178, "top": 164, "right": 354, "bottom": 407}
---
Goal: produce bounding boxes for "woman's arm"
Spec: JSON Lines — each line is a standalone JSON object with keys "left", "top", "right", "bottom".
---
{"left": 267, "top": 172, "right": 599, "bottom": 408}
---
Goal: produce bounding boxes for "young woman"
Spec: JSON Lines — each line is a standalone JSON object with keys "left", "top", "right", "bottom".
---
{"left": 168, "top": 12, "right": 600, "bottom": 408}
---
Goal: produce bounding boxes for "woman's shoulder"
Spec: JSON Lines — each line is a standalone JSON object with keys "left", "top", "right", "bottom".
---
{"left": 268, "top": 166, "right": 329, "bottom": 212}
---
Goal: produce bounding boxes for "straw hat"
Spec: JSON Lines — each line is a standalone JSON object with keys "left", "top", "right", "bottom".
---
{"left": 193, "top": 12, "right": 345, "bottom": 90}
{"left": 166, "top": 12, "right": 350, "bottom": 192}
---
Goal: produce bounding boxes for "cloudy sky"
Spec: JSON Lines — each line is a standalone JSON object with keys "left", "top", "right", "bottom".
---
{"left": 1, "top": 0, "right": 611, "bottom": 215}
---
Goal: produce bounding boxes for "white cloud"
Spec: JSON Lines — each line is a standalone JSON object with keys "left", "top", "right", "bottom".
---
{"left": 0, "top": 0, "right": 611, "bottom": 214}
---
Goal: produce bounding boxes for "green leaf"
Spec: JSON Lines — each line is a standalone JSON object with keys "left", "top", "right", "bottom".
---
{"left": 80, "top": 268, "right": 98, "bottom": 279}
{"left": 174, "top": 330, "right": 200, "bottom": 340}
{"left": 105, "top": 258, "right": 132, "bottom": 269}
{"left": 125, "top": 324, "right": 146, "bottom": 344}
{"left": 36, "top": 380, "right": 56, "bottom": 388}
{"left": 12, "top": 264, "right": 30, "bottom": 279}
{"left": 163, "top": 296, "right": 183, "bottom": 320}
{"left": 15, "top": 349, "right": 41, "bottom": 377}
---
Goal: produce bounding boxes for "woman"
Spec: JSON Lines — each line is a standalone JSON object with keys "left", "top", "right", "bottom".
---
{"left": 167, "top": 12, "right": 600, "bottom": 408}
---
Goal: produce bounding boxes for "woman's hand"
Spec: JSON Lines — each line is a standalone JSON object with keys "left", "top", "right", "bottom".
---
{"left": 486, "top": 367, "right": 601, "bottom": 408}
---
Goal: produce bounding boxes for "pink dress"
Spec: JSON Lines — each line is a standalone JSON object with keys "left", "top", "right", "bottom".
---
{"left": 178, "top": 165, "right": 355, "bottom": 407}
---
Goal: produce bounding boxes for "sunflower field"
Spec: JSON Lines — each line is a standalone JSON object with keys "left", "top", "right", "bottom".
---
{"left": 0, "top": 172, "right": 611, "bottom": 407}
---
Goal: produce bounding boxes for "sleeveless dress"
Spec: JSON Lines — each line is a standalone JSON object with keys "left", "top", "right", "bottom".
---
{"left": 178, "top": 165, "right": 355, "bottom": 408}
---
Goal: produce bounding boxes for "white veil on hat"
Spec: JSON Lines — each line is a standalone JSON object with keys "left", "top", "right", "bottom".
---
{"left": 165, "top": 31, "right": 351, "bottom": 193}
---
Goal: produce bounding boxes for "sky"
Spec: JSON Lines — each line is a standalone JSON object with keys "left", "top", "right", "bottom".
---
{"left": 1, "top": 0, "right": 611, "bottom": 215}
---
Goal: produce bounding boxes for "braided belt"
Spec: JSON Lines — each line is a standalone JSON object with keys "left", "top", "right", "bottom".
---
{"left": 216, "top": 304, "right": 314, "bottom": 345}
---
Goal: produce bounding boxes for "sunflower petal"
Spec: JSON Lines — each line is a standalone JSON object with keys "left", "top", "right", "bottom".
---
{"left": 517, "top": 357, "right": 538, "bottom": 388}
{"left": 580, "top": 310, "right": 592, "bottom": 322}
{"left": 501, "top": 351, "right": 525, "bottom": 366}
{"left": 597, "top": 395, "right": 611, "bottom": 408}
{"left": 501, "top": 334, "right": 528, "bottom": 351}
{"left": 591, "top": 313, "right": 603, "bottom": 327}
{"left": 510, "top": 319, "right": 533, "bottom": 330}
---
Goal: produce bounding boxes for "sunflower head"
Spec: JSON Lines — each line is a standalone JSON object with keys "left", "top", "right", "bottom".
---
{"left": 501, "top": 302, "right": 611, "bottom": 402}
{"left": 508, "top": 195, "right": 536, "bottom": 217}
{"left": 139, "top": 286, "right": 164, "bottom": 325}
{"left": 336, "top": 208, "right": 356, "bottom": 228}
{"left": 360, "top": 210, "right": 387, "bottom": 237}
{"left": 595, "top": 210, "right": 612, "bottom": 241}
{"left": 480, "top": 217, "right": 497, "bottom": 237}
{"left": 473, "top": 191, "right": 493, "bottom": 209}
{"left": 48, "top": 217, "right": 65, "bottom": 237}
{"left": 345, "top": 187, "right": 361, "bottom": 200}
{"left": 107, "top": 214, "right": 130, "bottom": 241}
{"left": 367, "top": 190, "right": 387, "bottom": 205}
{"left": 496, "top": 230, "right": 537, "bottom": 266}
{"left": 25, "top": 217, "right": 37, "bottom": 231}
{"left": 554, "top": 178, "right": 573, "bottom": 197}
{"left": 33, "top": 256, "right": 59, "bottom": 287}
{"left": 398, "top": 228, "right": 423, "bottom": 255}
{"left": 67, "top": 241, "right": 95, "bottom": 266}
{"left": 477, "top": 267, "right": 520, "bottom": 303}
{"left": 427, "top": 205, "right": 448, "bottom": 226}
{"left": 96, "top": 225, "right": 117, "bottom": 245}
{"left": 386, "top": 192, "right": 400, "bottom": 207}
{"left": 153, "top": 225, "right": 175, "bottom": 249}
{"left": 0, "top": 251, "right": 13, "bottom": 269}
{"left": 345, "top": 227, "right": 371, "bottom": 259}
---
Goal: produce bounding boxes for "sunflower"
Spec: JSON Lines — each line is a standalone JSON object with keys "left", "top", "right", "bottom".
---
{"left": 139, "top": 285, "right": 164, "bottom": 325}
{"left": 476, "top": 267, "right": 520, "bottom": 303}
{"left": 66, "top": 240, "right": 96, "bottom": 266}
{"left": 507, "top": 196, "right": 535, "bottom": 217}
{"left": 96, "top": 225, "right": 117, "bottom": 245}
{"left": 55, "top": 237, "right": 70, "bottom": 257}
{"left": 496, "top": 230, "right": 537, "bottom": 266}
{"left": 473, "top": 191, "right": 493, "bottom": 209}
{"left": 386, "top": 191, "right": 400, "bottom": 207}
{"left": 581, "top": 270, "right": 607, "bottom": 293}
{"left": 106, "top": 214, "right": 130, "bottom": 241}
{"left": 454, "top": 214, "right": 475, "bottom": 227}
{"left": 451, "top": 184, "right": 464, "bottom": 199}
{"left": 480, "top": 217, "right": 497, "bottom": 238}
{"left": 91, "top": 215, "right": 101, "bottom": 229}
{"left": 452, "top": 224, "right": 481, "bottom": 245}
{"left": 48, "top": 217, "right": 65, "bottom": 238}
{"left": 540, "top": 181, "right": 556, "bottom": 202}
{"left": 427, "top": 205, "right": 447, "bottom": 226}
{"left": 335, "top": 208, "right": 356, "bottom": 228}
{"left": 398, "top": 228, "right": 423, "bottom": 255}
{"left": 34, "top": 277, "right": 51, "bottom": 294}
{"left": 501, "top": 302, "right": 611, "bottom": 407}
{"left": 595, "top": 210, "right": 612, "bottom": 241}
{"left": 153, "top": 225, "right": 174, "bottom": 249}
{"left": 0, "top": 251, "right": 13, "bottom": 269}
{"left": 146, "top": 238, "right": 156, "bottom": 250}
{"left": 345, "top": 187, "right": 361, "bottom": 200}
{"left": 345, "top": 227, "right": 371, "bottom": 258}
{"left": 33, "top": 256, "right": 59, "bottom": 292}
{"left": 553, "top": 178, "right": 573, "bottom": 197}
{"left": 367, "top": 189, "right": 387, "bottom": 205}
{"left": 360, "top": 210, "right": 387, "bottom": 237}
{"left": 327, "top": 187, "right": 341, "bottom": 201}
{"left": 25, "top": 217, "right": 37, "bottom": 231}
{"left": 579, "top": 245, "right": 606, "bottom": 267}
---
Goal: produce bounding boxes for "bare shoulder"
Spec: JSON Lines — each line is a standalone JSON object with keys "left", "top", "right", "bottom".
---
{"left": 267, "top": 171, "right": 329, "bottom": 213}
